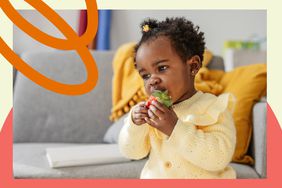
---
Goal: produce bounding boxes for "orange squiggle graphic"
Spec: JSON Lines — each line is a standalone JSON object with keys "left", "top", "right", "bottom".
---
{"left": 0, "top": 0, "right": 98, "bottom": 95}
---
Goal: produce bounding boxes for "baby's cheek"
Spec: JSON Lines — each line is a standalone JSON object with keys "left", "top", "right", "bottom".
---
{"left": 144, "top": 83, "right": 151, "bottom": 95}
{"left": 168, "top": 90, "right": 178, "bottom": 103}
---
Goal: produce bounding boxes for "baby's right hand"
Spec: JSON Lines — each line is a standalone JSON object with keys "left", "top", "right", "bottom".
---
{"left": 132, "top": 101, "right": 149, "bottom": 125}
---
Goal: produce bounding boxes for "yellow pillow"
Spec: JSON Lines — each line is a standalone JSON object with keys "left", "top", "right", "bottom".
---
{"left": 202, "top": 49, "right": 213, "bottom": 67}
{"left": 195, "top": 67, "right": 225, "bottom": 95}
{"left": 220, "top": 64, "right": 267, "bottom": 164}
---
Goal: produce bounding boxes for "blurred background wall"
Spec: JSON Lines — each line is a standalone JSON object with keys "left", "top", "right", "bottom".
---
{"left": 14, "top": 10, "right": 266, "bottom": 57}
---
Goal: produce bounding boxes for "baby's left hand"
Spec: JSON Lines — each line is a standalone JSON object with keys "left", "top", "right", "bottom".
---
{"left": 145, "top": 100, "right": 178, "bottom": 136}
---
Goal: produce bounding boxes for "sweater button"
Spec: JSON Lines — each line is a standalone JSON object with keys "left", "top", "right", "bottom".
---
{"left": 164, "top": 161, "right": 172, "bottom": 168}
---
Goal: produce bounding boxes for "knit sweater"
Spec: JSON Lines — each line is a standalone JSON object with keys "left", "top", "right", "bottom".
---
{"left": 118, "top": 91, "right": 237, "bottom": 179}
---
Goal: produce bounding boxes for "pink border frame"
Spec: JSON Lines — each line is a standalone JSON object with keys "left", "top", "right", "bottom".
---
{"left": 0, "top": 104, "right": 281, "bottom": 188}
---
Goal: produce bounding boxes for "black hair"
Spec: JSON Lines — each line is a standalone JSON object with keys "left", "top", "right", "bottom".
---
{"left": 134, "top": 17, "right": 205, "bottom": 64}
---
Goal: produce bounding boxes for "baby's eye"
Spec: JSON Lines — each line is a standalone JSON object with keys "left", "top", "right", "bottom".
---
{"left": 158, "top": 65, "right": 168, "bottom": 72}
{"left": 141, "top": 74, "right": 151, "bottom": 80}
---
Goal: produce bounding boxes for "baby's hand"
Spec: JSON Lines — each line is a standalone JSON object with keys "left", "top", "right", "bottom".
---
{"left": 132, "top": 101, "right": 149, "bottom": 125}
{"left": 145, "top": 100, "right": 178, "bottom": 136}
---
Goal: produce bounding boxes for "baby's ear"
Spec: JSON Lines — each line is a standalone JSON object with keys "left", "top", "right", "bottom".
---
{"left": 187, "top": 55, "right": 201, "bottom": 76}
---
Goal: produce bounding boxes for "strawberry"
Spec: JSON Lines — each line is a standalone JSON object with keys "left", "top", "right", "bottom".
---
{"left": 145, "top": 90, "right": 172, "bottom": 108}
{"left": 145, "top": 95, "right": 158, "bottom": 109}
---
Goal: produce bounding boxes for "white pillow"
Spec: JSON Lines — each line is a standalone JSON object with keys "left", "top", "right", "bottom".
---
{"left": 103, "top": 113, "right": 129, "bottom": 143}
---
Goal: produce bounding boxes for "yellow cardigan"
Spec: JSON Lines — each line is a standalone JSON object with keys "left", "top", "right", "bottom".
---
{"left": 118, "top": 91, "right": 237, "bottom": 179}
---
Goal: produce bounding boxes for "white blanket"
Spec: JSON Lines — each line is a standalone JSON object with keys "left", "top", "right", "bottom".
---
{"left": 46, "top": 144, "right": 131, "bottom": 168}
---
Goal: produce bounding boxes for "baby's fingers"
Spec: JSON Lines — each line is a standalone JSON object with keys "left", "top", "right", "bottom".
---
{"left": 134, "top": 104, "right": 148, "bottom": 114}
{"left": 134, "top": 113, "right": 148, "bottom": 119}
{"left": 145, "top": 117, "right": 158, "bottom": 127}
{"left": 151, "top": 100, "right": 167, "bottom": 113}
{"left": 148, "top": 105, "right": 163, "bottom": 118}
{"left": 138, "top": 101, "right": 146, "bottom": 107}
{"left": 133, "top": 119, "right": 146, "bottom": 125}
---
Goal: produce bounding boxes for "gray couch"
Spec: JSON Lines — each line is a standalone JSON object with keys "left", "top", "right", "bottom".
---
{"left": 13, "top": 50, "right": 266, "bottom": 179}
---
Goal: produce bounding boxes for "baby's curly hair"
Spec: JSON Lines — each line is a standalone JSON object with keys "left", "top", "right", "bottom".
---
{"left": 135, "top": 17, "right": 206, "bottom": 63}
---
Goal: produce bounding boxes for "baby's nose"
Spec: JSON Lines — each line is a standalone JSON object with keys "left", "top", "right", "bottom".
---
{"left": 149, "top": 77, "right": 161, "bottom": 86}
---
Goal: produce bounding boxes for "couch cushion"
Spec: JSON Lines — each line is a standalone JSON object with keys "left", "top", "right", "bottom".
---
{"left": 13, "top": 143, "right": 146, "bottom": 178}
{"left": 207, "top": 56, "right": 225, "bottom": 70}
{"left": 13, "top": 143, "right": 259, "bottom": 179}
{"left": 230, "top": 163, "right": 259, "bottom": 179}
{"left": 251, "top": 102, "right": 267, "bottom": 178}
{"left": 13, "top": 50, "right": 115, "bottom": 143}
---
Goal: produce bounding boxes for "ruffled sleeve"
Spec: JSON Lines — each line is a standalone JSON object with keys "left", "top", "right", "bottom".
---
{"left": 167, "top": 92, "right": 237, "bottom": 171}
{"left": 183, "top": 92, "right": 236, "bottom": 126}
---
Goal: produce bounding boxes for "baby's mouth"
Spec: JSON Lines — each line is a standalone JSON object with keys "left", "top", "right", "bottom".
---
{"left": 150, "top": 88, "right": 167, "bottom": 94}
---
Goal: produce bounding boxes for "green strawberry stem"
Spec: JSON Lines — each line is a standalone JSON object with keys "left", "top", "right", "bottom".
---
{"left": 151, "top": 90, "right": 172, "bottom": 108}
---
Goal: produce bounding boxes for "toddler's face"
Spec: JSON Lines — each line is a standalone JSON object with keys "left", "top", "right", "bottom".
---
{"left": 135, "top": 36, "right": 197, "bottom": 104}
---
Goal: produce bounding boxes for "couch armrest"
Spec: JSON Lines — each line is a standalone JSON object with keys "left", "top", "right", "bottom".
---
{"left": 251, "top": 101, "right": 267, "bottom": 178}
